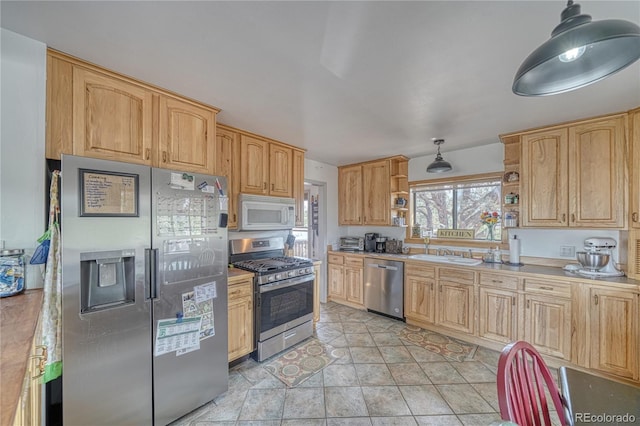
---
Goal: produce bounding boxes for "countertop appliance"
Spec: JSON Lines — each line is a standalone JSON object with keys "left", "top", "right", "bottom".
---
{"left": 238, "top": 194, "right": 295, "bottom": 231}
{"left": 364, "top": 233, "right": 378, "bottom": 252}
{"left": 61, "top": 155, "right": 229, "bottom": 426}
{"left": 575, "top": 237, "right": 624, "bottom": 277}
{"left": 339, "top": 236, "right": 365, "bottom": 251}
{"left": 230, "top": 237, "right": 315, "bottom": 361}
{"left": 364, "top": 258, "right": 404, "bottom": 320}
{"left": 375, "top": 237, "right": 387, "bottom": 253}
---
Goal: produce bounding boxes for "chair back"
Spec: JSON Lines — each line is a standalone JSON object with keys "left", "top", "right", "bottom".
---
{"left": 497, "top": 341, "right": 567, "bottom": 426}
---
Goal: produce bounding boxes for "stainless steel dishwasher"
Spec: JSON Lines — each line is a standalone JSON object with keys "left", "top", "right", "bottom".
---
{"left": 364, "top": 258, "right": 404, "bottom": 320}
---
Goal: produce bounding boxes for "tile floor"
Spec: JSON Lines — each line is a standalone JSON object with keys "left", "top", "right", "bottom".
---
{"left": 172, "top": 302, "right": 557, "bottom": 425}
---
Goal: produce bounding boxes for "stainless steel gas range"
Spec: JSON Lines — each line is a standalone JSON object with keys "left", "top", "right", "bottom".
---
{"left": 230, "top": 237, "right": 315, "bottom": 361}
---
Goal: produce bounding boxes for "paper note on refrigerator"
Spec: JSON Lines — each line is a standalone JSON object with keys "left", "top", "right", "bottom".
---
{"left": 154, "top": 317, "right": 202, "bottom": 356}
{"left": 182, "top": 290, "right": 215, "bottom": 340}
{"left": 194, "top": 282, "right": 217, "bottom": 303}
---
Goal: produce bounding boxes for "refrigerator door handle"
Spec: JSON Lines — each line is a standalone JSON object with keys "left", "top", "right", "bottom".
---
{"left": 145, "top": 248, "right": 159, "bottom": 300}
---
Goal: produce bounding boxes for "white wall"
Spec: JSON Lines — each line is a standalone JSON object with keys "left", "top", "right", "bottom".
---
{"left": 0, "top": 29, "right": 47, "bottom": 289}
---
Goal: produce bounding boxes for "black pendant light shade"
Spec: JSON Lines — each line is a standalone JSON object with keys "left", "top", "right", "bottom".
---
{"left": 513, "top": 1, "right": 640, "bottom": 96}
{"left": 426, "top": 139, "right": 452, "bottom": 173}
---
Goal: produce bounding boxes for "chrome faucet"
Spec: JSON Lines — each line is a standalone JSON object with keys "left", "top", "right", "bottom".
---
{"left": 438, "top": 248, "right": 454, "bottom": 256}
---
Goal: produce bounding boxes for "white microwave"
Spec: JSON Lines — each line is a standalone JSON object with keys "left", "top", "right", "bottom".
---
{"left": 238, "top": 194, "right": 296, "bottom": 231}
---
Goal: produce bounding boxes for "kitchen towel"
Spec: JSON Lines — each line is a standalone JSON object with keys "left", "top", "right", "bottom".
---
{"left": 509, "top": 236, "right": 521, "bottom": 265}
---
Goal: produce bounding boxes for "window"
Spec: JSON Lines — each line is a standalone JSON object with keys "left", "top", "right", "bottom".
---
{"left": 410, "top": 174, "right": 502, "bottom": 241}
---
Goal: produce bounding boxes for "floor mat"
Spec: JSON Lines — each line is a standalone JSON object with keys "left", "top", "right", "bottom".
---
{"left": 263, "top": 338, "right": 338, "bottom": 387}
{"left": 398, "top": 325, "right": 478, "bottom": 362}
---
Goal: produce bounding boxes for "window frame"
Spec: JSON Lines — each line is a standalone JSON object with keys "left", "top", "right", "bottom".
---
{"left": 405, "top": 172, "right": 507, "bottom": 248}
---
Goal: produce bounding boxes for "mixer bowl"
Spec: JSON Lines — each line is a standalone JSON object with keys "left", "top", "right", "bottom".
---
{"left": 576, "top": 251, "right": 610, "bottom": 271}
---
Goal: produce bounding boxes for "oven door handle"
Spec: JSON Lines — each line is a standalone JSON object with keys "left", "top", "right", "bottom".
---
{"left": 259, "top": 274, "right": 315, "bottom": 293}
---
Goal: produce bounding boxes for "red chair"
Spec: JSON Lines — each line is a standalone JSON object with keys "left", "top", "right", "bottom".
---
{"left": 497, "top": 341, "right": 568, "bottom": 426}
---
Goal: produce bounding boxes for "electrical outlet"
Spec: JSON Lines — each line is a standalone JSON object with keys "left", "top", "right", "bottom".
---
{"left": 560, "top": 245, "right": 575, "bottom": 257}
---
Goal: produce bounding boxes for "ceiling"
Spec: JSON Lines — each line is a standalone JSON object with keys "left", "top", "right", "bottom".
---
{"left": 2, "top": 1, "right": 639, "bottom": 166}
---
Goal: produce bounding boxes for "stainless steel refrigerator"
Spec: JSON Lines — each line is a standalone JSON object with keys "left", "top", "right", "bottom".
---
{"left": 61, "top": 155, "right": 228, "bottom": 426}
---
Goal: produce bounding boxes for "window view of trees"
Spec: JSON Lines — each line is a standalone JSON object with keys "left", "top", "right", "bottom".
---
{"left": 412, "top": 178, "right": 502, "bottom": 240}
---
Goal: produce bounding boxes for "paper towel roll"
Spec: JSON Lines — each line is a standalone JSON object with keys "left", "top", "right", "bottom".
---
{"left": 509, "top": 236, "right": 521, "bottom": 264}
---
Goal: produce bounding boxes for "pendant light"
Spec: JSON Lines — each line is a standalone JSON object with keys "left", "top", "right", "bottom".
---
{"left": 513, "top": 0, "right": 640, "bottom": 96}
{"left": 426, "top": 139, "right": 452, "bottom": 173}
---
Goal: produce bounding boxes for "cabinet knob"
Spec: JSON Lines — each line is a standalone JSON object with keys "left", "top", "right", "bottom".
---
{"left": 561, "top": 213, "right": 566, "bottom": 223}
{"left": 162, "top": 151, "right": 168, "bottom": 163}
{"left": 571, "top": 213, "right": 575, "bottom": 223}
{"left": 263, "top": 182, "right": 267, "bottom": 190}
{"left": 526, "top": 300, "right": 530, "bottom": 309}
{"left": 272, "top": 183, "right": 274, "bottom": 190}
{"left": 633, "top": 212, "right": 639, "bottom": 222}
{"left": 145, "top": 148, "right": 151, "bottom": 160}
{"left": 594, "top": 294, "right": 599, "bottom": 305}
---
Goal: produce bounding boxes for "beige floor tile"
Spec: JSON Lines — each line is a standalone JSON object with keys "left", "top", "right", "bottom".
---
{"left": 323, "top": 364, "right": 359, "bottom": 386}
{"left": 436, "top": 384, "right": 495, "bottom": 414}
{"left": 326, "top": 418, "right": 372, "bottom": 426}
{"left": 379, "top": 346, "right": 414, "bottom": 363}
{"left": 237, "top": 388, "right": 286, "bottom": 421}
{"left": 371, "top": 332, "right": 404, "bottom": 346}
{"left": 452, "top": 360, "right": 497, "bottom": 383}
{"left": 361, "top": 386, "right": 412, "bottom": 416}
{"left": 388, "top": 363, "right": 432, "bottom": 385}
{"left": 355, "top": 363, "right": 396, "bottom": 386}
{"left": 345, "top": 333, "right": 376, "bottom": 347}
{"left": 470, "top": 382, "right": 500, "bottom": 412}
{"left": 324, "top": 387, "right": 369, "bottom": 418}
{"left": 282, "top": 387, "right": 326, "bottom": 419}
{"left": 457, "top": 413, "right": 503, "bottom": 425}
{"left": 414, "top": 415, "right": 463, "bottom": 425}
{"left": 399, "top": 385, "right": 454, "bottom": 416}
{"left": 404, "top": 345, "right": 447, "bottom": 362}
{"left": 350, "top": 346, "right": 385, "bottom": 363}
{"left": 371, "top": 416, "right": 418, "bottom": 425}
{"left": 419, "top": 362, "right": 466, "bottom": 384}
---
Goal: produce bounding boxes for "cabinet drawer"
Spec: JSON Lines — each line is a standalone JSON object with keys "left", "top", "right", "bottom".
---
{"left": 524, "top": 279, "right": 571, "bottom": 298}
{"left": 328, "top": 254, "right": 344, "bottom": 265}
{"left": 479, "top": 272, "right": 519, "bottom": 291}
{"left": 228, "top": 283, "right": 253, "bottom": 300}
{"left": 439, "top": 267, "right": 475, "bottom": 285}
{"left": 405, "top": 263, "right": 436, "bottom": 278}
{"left": 344, "top": 256, "right": 364, "bottom": 268}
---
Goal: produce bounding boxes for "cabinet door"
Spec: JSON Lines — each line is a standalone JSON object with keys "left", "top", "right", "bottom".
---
{"left": 362, "top": 160, "right": 390, "bottom": 225}
{"left": 228, "top": 280, "right": 254, "bottom": 362}
{"left": 631, "top": 108, "right": 640, "bottom": 229}
{"left": 338, "top": 165, "right": 363, "bottom": 225}
{"left": 73, "top": 67, "right": 154, "bottom": 165}
{"left": 240, "top": 135, "right": 269, "bottom": 194}
{"left": 524, "top": 294, "right": 571, "bottom": 359}
{"left": 405, "top": 275, "right": 436, "bottom": 325}
{"left": 589, "top": 288, "right": 638, "bottom": 380}
{"left": 345, "top": 267, "right": 363, "bottom": 305}
{"left": 158, "top": 95, "right": 216, "bottom": 174}
{"left": 568, "top": 117, "right": 625, "bottom": 228}
{"left": 479, "top": 287, "right": 518, "bottom": 344}
{"left": 437, "top": 281, "right": 474, "bottom": 334}
{"left": 328, "top": 264, "right": 345, "bottom": 300}
{"left": 293, "top": 150, "right": 305, "bottom": 227}
{"left": 520, "top": 129, "right": 568, "bottom": 227}
{"left": 216, "top": 127, "right": 239, "bottom": 228}
{"left": 269, "top": 144, "right": 293, "bottom": 197}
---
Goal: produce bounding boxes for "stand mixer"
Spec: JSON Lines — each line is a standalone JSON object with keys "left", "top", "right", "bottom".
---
{"left": 576, "top": 237, "right": 624, "bottom": 277}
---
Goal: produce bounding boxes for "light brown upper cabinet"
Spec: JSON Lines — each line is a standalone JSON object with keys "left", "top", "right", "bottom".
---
{"left": 519, "top": 115, "right": 626, "bottom": 228}
{"left": 72, "top": 67, "right": 154, "bottom": 165}
{"left": 240, "top": 135, "right": 293, "bottom": 198}
{"left": 292, "top": 150, "right": 305, "bottom": 227}
{"left": 338, "top": 156, "right": 408, "bottom": 226}
{"left": 158, "top": 95, "right": 216, "bottom": 174}
{"left": 630, "top": 107, "right": 640, "bottom": 229}
{"left": 215, "top": 125, "right": 240, "bottom": 229}
{"left": 338, "top": 165, "right": 364, "bottom": 225}
{"left": 47, "top": 49, "right": 220, "bottom": 174}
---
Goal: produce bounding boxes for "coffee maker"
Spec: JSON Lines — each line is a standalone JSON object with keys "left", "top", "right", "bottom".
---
{"left": 375, "top": 237, "right": 387, "bottom": 253}
{"left": 364, "top": 233, "right": 378, "bottom": 252}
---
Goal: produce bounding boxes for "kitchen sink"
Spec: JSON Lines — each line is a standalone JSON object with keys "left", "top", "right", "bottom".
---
{"left": 407, "top": 253, "right": 482, "bottom": 266}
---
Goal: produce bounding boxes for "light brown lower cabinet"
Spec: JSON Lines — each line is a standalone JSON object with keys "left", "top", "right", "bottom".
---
{"left": 437, "top": 268, "right": 476, "bottom": 334}
{"left": 586, "top": 286, "right": 639, "bottom": 380}
{"left": 228, "top": 276, "right": 254, "bottom": 362}
{"left": 13, "top": 316, "right": 45, "bottom": 426}
{"left": 327, "top": 253, "right": 364, "bottom": 307}
{"left": 524, "top": 293, "right": 572, "bottom": 360}
{"left": 478, "top": 287, "right": 518, "bottom": 344}
{"left": 404, "top": 263, "right": 436, "bottom": 326}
